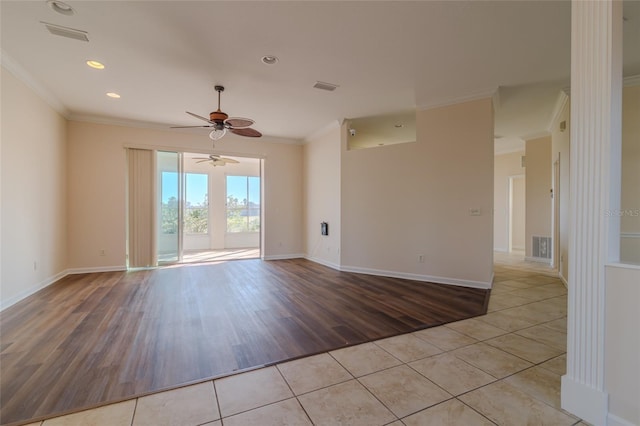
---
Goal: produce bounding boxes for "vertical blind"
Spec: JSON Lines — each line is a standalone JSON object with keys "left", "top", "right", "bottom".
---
{"left": 127, "top": 148, "right": 155, "bottom": 267}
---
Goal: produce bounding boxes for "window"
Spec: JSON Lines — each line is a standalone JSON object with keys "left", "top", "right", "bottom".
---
{"left": 184, "top": 173, "right": 209, "bottom": 234}
{"left": 160, "top": 172, "right": 208, "bottom": 235}
{"left": 226, "top": 175, "right": 260, "bottom": 232}
{"left": 161, "top": 171, "right": 179, "bottom": 234}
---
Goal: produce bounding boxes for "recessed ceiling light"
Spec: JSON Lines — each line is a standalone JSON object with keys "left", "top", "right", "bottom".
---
{"left": 106, "top": 92, "right": 121, "bottom": 99}
{"left": 261, "top": 55, "right": 279, "bottom": 65}
{"left": 394, "top": 124, "right": 404, "bottom": 128}
{"left": 86, "top": 60, "right": 105, "bottom": 70}
{"left": 47, "top": 0, "right": 75, "bottom": 16}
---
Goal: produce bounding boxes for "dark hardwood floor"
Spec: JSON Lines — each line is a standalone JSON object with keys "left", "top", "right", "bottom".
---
{"left": 0, "top": 259, "right": 488, "bottom": 425}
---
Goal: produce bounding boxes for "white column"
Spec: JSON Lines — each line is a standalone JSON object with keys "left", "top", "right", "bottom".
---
{"left": 561, "top": 1, "right": 622, "bottom": 425}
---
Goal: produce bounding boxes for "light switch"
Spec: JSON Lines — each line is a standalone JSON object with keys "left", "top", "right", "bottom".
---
{"left": 469, "top": 208, "right": 482, "bottom": 216}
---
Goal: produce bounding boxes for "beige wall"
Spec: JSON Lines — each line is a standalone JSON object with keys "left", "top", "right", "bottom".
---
{"left": 341, "top": 98, "right": 494, "bottom": 287}
{"left": 602, "top": 89, "right": 638, "bottom": 425}
{"left": 67, "top": 121, "right": 303, "bottom": 269}
{"left": 303, "top": 124, "right": 342, "bottom": 268}
{"left": 620, "top": 84, "right": 640, "bottom": 264}
{"left": 550, "top": 85, "right": 638, "bottom": 274}
{"left": 524, "top": 136, "right": 552, "bottom": 259}
{"left": 494, "top": 151, "right": 525, "bottom": 252}
{"left": 550, "top": 97, "right": 571, "bottom": 280}
{"left": 605, "top": 265, "right": 640, "bottom": 425}
{"left": 1, "top": 66, "right": 68, "bottom": 308}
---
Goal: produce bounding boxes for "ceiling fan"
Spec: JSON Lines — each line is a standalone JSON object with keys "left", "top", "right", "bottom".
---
{"left": 171, "top": 85, "right": 262, "bottom": 140}
{"left": 192, "top": 154, "right": 240, "bottom": 167}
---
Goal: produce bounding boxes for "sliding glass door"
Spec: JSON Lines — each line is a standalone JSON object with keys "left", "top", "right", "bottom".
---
{"left": 135, "top": 150, "right": 261, "bottom": 266}
{"left": 157, "top": 151, "right": 182, "bottom": 264}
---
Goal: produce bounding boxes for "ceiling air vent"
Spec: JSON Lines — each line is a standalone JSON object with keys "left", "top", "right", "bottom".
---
{"left": 313, "top": 81, "right": 339, "bottom": 92}
{"left": 41, "top": 22, "right": 89, "bottom": 42}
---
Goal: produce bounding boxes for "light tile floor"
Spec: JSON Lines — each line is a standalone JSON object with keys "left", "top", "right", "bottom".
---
{"left": 29, "top": 262, "right": 593, "bottom": 426}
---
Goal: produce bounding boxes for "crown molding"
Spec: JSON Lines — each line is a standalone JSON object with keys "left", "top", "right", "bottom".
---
{"left": 69, "top": 113, "right": 176, "bottom": 131}
{"left": 1, "top": 50, "right": 69, "bottom": 118}
{"left": 547, "top": 90, "right": 570, "bottom": 133}
{"left": 417, "top": 87, "right": 497, "bottom": 111}
{"left": 69, "top": 113, "right": 302, "bottom": 145}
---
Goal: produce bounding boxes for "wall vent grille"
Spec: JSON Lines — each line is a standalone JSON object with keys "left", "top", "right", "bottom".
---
{"left": 532, "top": 236, "right": 552, "bottom": 259}
{"left": 41, "top": 22, "right": 89, "bottom": 42}
{"left": 313, "top": 81, "right": 339, "bottom": 91}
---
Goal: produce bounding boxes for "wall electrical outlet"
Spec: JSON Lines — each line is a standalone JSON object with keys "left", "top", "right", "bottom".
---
{"left": 418, "top": 255, "right": 425, "bottom": 263}
{"left": 99, "top": 249, "right": 106, "bottom": 256}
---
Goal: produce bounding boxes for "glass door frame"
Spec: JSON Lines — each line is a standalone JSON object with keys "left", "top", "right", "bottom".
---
{"left": 157, "top": 150, "right": 184, "bottom": 265}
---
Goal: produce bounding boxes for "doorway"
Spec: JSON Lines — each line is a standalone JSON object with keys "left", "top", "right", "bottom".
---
{"left": 508, "top": 175, "right": 526, "bottom": 253}
{"left": 552, "top": 156, "right": 560, "bottom": 269}
{"left": 156, "top": 151, "right": 262, "bottom": 265}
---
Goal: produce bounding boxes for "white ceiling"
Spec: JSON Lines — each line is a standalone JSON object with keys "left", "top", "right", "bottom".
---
{"left": 1, "top": 1, "right": 638, "bottom": 142}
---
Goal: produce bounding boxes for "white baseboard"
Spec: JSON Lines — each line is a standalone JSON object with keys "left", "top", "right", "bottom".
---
{"left": 262, "top": 253, "right": 305, "bottom": 261}
{"left": 305, "top": 256, "right": 341, "bottom": 271}
{"left": 67, "top": 266, "right": 127, "bottom": 274}
{"left": 1, "top": 269, "right": 69, "bottom": 311}
{"left": 303, "top": 256, "right": 491, "bottom": 289}
{"left": 559, "top": 272, "right": 568, "bottom": 288}
{"left": 561, "top": 375, "right": 609, "bottom": 426}
{"left": 339, "top": 264, "right": 491, "bottom": 289}
{"left": 607, "top": 413, "right": 638, "bottom": 426}
{"left": 525, "top": 256, "right": 552, "bottom": 264}
{"left": 1, "top": 266, "right": 129, "bottom": 311}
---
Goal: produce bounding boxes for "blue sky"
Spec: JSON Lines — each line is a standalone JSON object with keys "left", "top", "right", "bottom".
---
{"left": 161, "top": 172, "right": 207, "bottom": 205}
{"left": 162, "top": 172, "right": 259, "bottom": 205}
{"left": 227, "top": 175, "right": 260, "bottom": 205}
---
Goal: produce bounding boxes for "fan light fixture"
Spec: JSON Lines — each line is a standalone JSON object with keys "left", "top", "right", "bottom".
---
{"left": 170, "top": 85, "right": 262, "bottom": 140}
{"left": 209, "top": 128, "right": 227, "bottom": 141}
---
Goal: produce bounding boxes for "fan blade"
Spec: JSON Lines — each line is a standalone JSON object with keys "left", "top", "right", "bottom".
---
{"left": 186, "top": 111, "right": 214, "bottom": 124}
{"left": 231, "top": 128, "right": 262, "bottom": 138}
{"left": 195, "top": 159, "right": 210, "bottom": 163}
{"left": 220, "top": 157, "right": 239, "bottom": 164}
{"left": 171, "top": 125, "right": 213, "bottom": 128}
{"left": 225, "top": 117, "right": 254, "bottom": 129}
